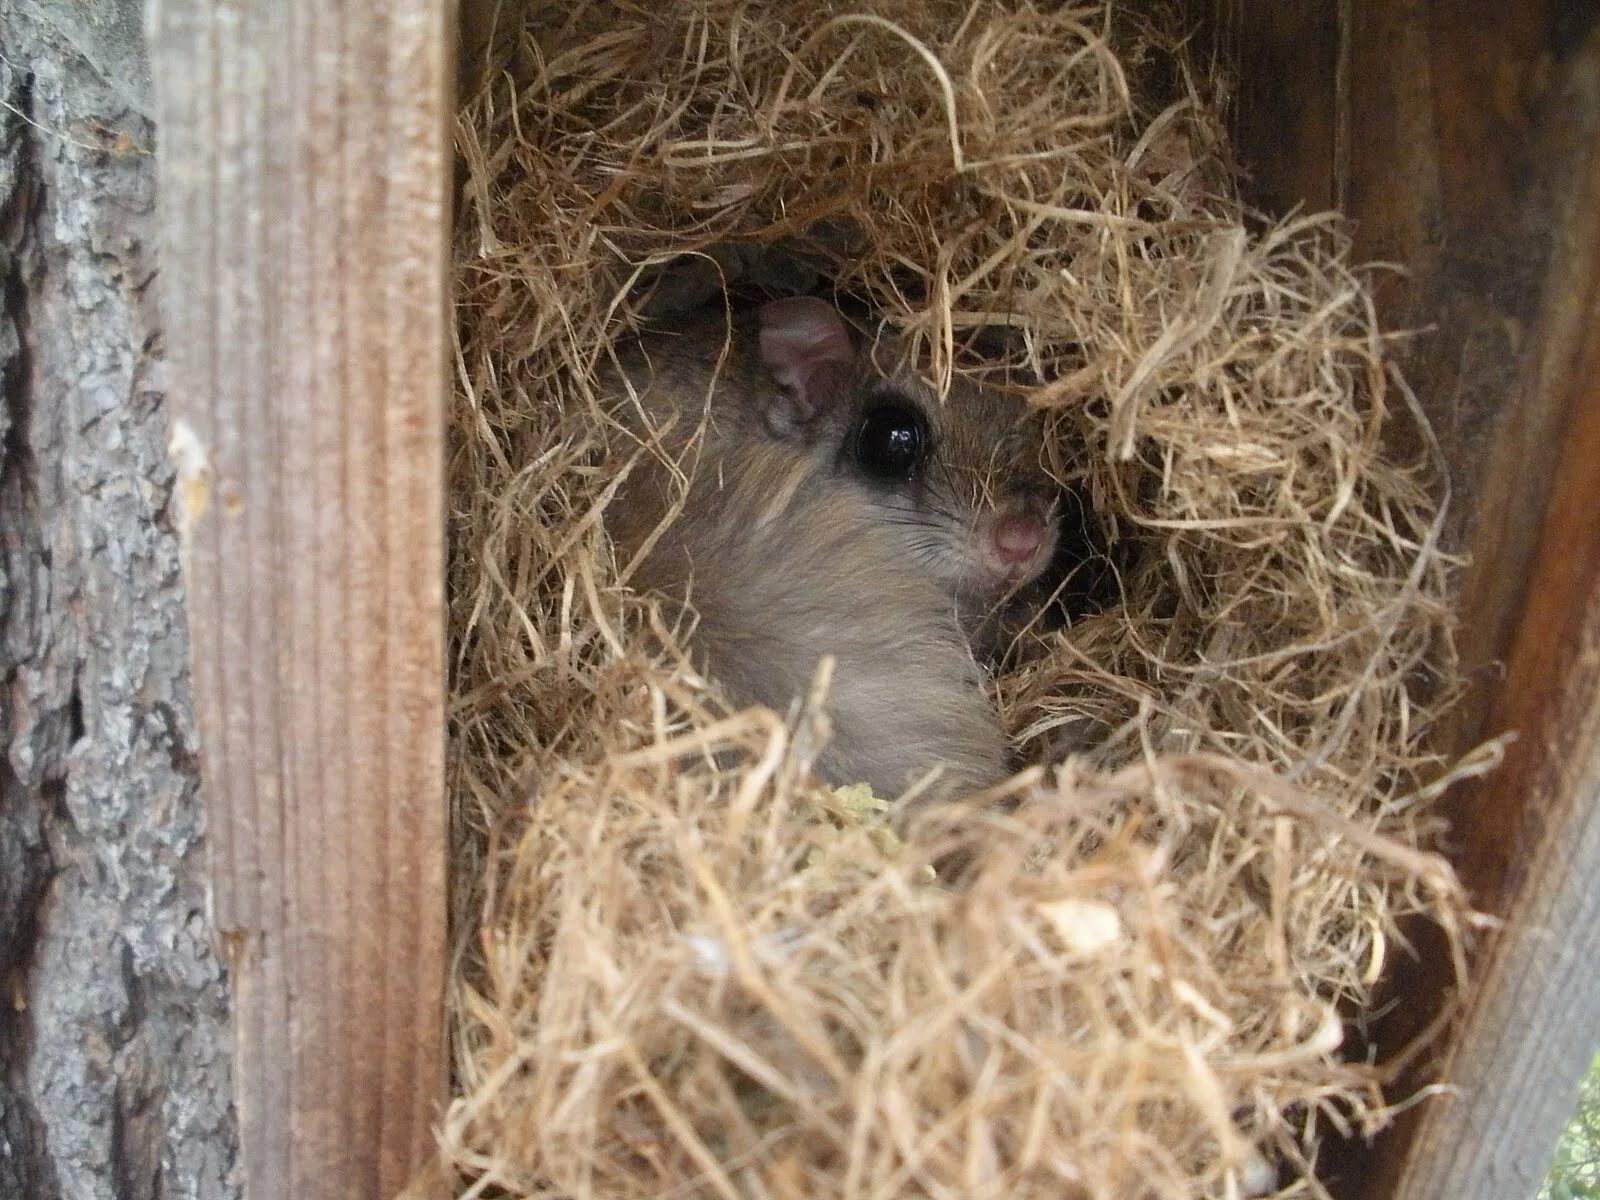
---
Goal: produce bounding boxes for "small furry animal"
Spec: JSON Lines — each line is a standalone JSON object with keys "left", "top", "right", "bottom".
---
{"left": 603, "top": 295, "right": 1059, "bottom": 805}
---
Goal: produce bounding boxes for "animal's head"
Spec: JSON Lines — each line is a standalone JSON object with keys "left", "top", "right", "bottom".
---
{"left": 756, "top": 296, "right": 1059, "bottom": 606}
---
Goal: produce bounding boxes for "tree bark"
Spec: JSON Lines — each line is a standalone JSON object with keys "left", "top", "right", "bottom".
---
{"left": 0, "top": 2, "right": 237, "bottom": 1197}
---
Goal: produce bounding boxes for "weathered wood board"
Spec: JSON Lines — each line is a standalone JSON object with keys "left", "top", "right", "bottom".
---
{"left": 150, "top": 1, "right": 456, "bottom": 1195}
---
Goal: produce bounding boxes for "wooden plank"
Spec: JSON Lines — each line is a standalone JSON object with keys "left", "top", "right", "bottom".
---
{"left": 1331, "top": 8, "right": 1600, "bottom": 1198}
{"left": 1190, "top": 3, "right": 1600, "bottom": 1197}
{"left": 1339, "top": 0, "right": 1590, "bottom": 745}
{"left": 1372, "top": 176, "right": 1600, "bottom": 1200}
{"left": 149, "top": 1, "right": 454, "bottom": 1197}
{"left": 1181, "top": 0, "right": 1343, "bottom": 217}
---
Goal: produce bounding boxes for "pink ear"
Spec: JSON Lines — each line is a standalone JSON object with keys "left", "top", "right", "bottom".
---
{"left": 757, "top": 296, "right": 855, "bottom": 430}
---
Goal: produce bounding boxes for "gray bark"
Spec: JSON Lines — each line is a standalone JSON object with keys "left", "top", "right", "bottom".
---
{"left": 0, "top": 2, "right": 236, "bottom": 1197}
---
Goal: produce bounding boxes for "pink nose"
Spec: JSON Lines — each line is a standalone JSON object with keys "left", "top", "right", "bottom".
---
{"left": 992, "top": 511, "right": 1044, "bottom": 566}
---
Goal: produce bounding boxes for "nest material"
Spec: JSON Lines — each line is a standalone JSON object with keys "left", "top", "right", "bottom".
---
{"left": 443, "top": 3, "right": 1481, "bottom": 1197}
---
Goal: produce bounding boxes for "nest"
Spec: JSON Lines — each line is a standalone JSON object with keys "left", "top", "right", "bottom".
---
{"left": 442, "top": 3, "right": 1485, "bottom": 1197}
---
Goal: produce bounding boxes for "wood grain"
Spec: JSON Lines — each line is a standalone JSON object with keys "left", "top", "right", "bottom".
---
{"left": 1190, "top": 3, "right": 1600, "bottom": 1197}
{"left": 150, "top": 1, "right": 454, "bottom": 1196}
{"left": 1365, "top": 122, "right": 1600, "bottom": 1200}
{"left": 1182, "top": 0, "right": 1344, "bottom": 217}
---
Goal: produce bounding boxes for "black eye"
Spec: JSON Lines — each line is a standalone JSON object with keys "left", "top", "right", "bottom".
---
{"left": 852, "top": 398, "right": 928, "bottom": 481}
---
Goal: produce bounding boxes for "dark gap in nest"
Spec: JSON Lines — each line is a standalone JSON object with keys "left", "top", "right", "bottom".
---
{"left": 1037, "top": 482, "right": 1126, "bottom": 626}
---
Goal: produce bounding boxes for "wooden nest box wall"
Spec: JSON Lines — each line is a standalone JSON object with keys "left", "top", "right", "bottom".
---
{"left": 145, "top": 2, "right": 1600, "bottom": 1199}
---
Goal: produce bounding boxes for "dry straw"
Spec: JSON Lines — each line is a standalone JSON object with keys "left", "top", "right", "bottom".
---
{"left": 443, "top": 2, "right": 1482, "bottom": 1197}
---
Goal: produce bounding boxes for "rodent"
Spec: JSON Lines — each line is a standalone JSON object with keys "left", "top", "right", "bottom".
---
{"left": 601, "top": 295, "right": 1060, "bottom": 806}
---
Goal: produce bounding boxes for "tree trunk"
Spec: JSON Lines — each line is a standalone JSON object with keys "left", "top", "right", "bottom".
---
{"left": 0, "top": 2, "right": 237, "bottom": 1197}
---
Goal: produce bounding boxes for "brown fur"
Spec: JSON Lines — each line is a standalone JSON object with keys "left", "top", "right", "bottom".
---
{"left": 601, "top": 304, "right": 1045, "bottom": 803}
